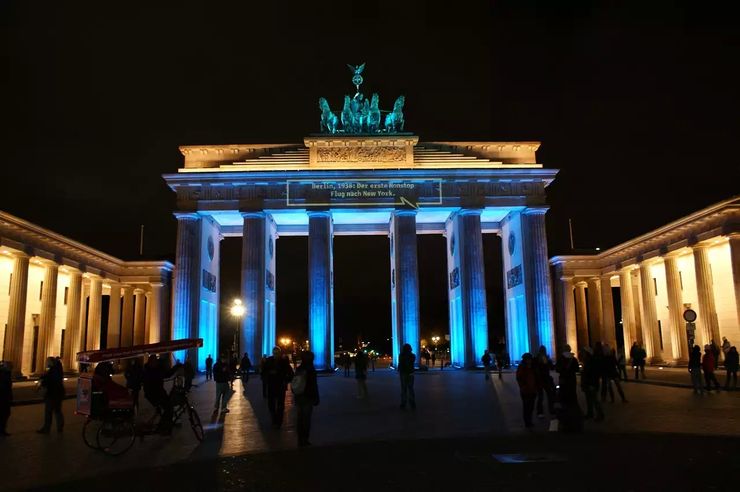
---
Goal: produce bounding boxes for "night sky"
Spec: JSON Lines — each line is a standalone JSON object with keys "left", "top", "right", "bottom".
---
{"left": 2, "top": 2, "right": 738, "bottom": 353}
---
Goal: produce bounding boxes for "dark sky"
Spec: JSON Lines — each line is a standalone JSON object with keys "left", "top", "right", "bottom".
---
{"left": 2, "top": 2, "right": 738, "bottom": 351}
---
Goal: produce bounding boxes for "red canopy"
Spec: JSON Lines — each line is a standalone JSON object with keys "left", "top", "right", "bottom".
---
{"left": 76, "top": 338, "right": 203, "bottom": 363}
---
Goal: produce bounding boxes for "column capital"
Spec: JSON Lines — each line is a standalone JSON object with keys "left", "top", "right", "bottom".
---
{"left": 392, "top": 208, "right": 418, "bottom": 217}
{"left": 134, "top": 287, "right": 146, "bottom": 295}
{"left": 307, "top": 210, "right": 332, "bottom": 219}
{"left": 457, "top": 208, "right": 483, "bottom": 217}
{"left": 240, "top": 210, "right": 266, "bottom": 219}
{"left": 522, "top": 206, "right": 550, "bottom": 215}
{"left": 174, "top": 212, "right": 200, "bottom": 221}
{"left": 150, "top": 282, "right": 165, "bottom": 288}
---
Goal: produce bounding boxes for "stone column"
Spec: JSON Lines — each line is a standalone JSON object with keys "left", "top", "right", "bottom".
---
{"left": 148, "top": 283, "right": 164, "bottom": 344}
{"left": 86, "top": 276, "right": 103, "bottom": 351}
{"left": 586, "top": 277, "right": 603, "bottom": 343}
{"left": 4, "top": 253, "right": 29, "bottom": 378}
{"left": 638, "top": 262, "right": 663, "bottom": 363}
{"left": 241, "top": 212, "right": 267, "bottom": 367}
{"left": 521, "top": 208, "right": 556, "bottom": 354}
{"left": 120, "top": 285, "right": 134, "bottom": 347}
{"left": 390, "top": 210, "right": 423, "bottom": 366}
{"left": 172, "top": 213, "right": 201, "bottom": 362}
{"left": 663, "top": 254, "right": 688, "bottom": 362}
{"left": 574, "top": 281, "right": 589, "bottom": 350}
{"left": 35, "top": 262, "right": 59, "bottom": 374}
{"left": 144, "top": 292, "right": 152, "bottom": 344}
{"left": 618, "top": 268, "right": 637, "bottom": 354}
{"left": 693, "top": 243, "right": 720, "bottom": 346}
{"left": 75, "top": 281, "right": 89, "bottom": 361}
{"left": 106, "top": 283, "right": 121, "bottom": 349}
{"left": 600, "top": 275, "right": 616, "bottom": 348}
{"left": 556, "top": 277, "right": 578, "bottom": 352}
{"left": 62, "top": 269, "right": 82, "bottom": 369}
{"left": 133, "top": 288, "right": 146, "bottom": 346}
{"left": 729, "top": 234, "right": 740, "bottom": 333}
{"left": 308, "top": 211, "right": 334, "bottom": 370}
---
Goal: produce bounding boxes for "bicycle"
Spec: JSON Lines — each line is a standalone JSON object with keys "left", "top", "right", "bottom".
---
{"left": 140, "top": 385, "right": 204, "bottom": 442}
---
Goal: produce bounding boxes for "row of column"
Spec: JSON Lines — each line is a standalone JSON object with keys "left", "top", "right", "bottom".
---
{"left": 2, "top": 252, "right": 163, "bottom": 378}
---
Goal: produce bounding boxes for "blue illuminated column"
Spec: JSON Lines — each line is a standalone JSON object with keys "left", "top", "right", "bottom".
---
{"left": 308, "top": 211, "right": 334, "bottom": 370}
{"left": 521, "top": 207, "right": 555, "bottom": 355}
{"left": 241, "top": 212, "right": 267, "bottom": 368}
{"left": 172, "top": 213, "right": 201, "bottom": 363}
{"left": 390, "top": 210, "right": 420, "bottom": 367}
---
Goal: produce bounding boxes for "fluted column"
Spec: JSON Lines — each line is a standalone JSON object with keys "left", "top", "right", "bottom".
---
{"left": 106, "top": 283, "right": 121, "bottom": 349}
{"left": 148, "top": 283, "right": 164, "bottom": 344}
{"left": 521, "top": 208, "right": 555, "bottom": 354}
{"left": 574, "top": 282, "right": 589, "bottom": 350}
{"left": 638, "top": 262, "right": 663, "bottom": 363}
{"left": 86, "top": 276, "right": 103, "bottom": 351}
{"left": 62, "top": 269, "right": 82, "bottom": 369}
{"left": 172, "top": 213, "right": 201, "bottom": 362}
{"left": 144, "top": 292, "right": 152, "bottom": 344}
{"left": 663, "top": 254, "right": 688, "bottom": 362}
{"left": 693, "top": 243, "right": 720, "bottom": 346}
{"left": 729, "top": 234, "right": 740, "bottom": 333}
{"left": 4, "top": 253, "right": 29, "bottom": 378}
{"left": 600, "top": 275, "right": 616, "bottom": 348}
{"left": 586, "top": 277, "right": 603, "bottom": 343}
{"left": 133, "top": 288, "right": 146, "bottom": 346}
{"left": 241, "top": 212, "right": 267, "bottom": 367}
{"left": 308, "top": 211, "right": 334, "bottom": 370}
{"left": 75, "top": 281, "right": 89, "bottom": 362}
{"left": 120, "top": 285, "right": 134, "bottom": 347}
{"left": 390, "top": 210, "right": 423, "bottom": 365}
{"left": 618, "top": 268, "right": 637, "bottom": 353}
{"left": 556, "top": 277, "right": 577, "bottom": 352}
{"left": 35, "top": 262, "right": 59, "bottom": 373}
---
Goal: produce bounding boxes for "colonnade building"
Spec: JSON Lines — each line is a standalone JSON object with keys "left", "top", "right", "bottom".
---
{"left": 551, "top": 197, "right": 739, "bottom": 363}
{"left": 0, "top": 211, "right": 173, "bottom": 378}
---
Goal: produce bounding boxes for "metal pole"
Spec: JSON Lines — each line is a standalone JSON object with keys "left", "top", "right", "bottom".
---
{"left": 139, "top": 225, "right": 145, "bottom": 256}
{"left": 568, "top": 218, "right": 575, "bottom": 251}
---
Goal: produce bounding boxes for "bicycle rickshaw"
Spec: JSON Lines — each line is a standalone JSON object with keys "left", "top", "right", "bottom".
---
{"left": 75, "top": 338, "right": 204, "bottom": 456}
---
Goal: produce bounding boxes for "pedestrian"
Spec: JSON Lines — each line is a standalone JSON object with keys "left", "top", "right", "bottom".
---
{"left": 533, "top": 345, "right": 556, "bottom": 417}
{"left": 424, "top": 349, "right": 432, "bottom": 368}
{"left": 431, "top": 352, "right": 436, "bottom": 368}
{"left": 724, "top": 346, "right": 739, "bottom": 390}
{"left": 292, "top": 350, "right": 319, "bottom": 447}
{"left": 710, "top": 340, "right": 720, "bottom": 370}
{"left": 603, "top": 347, "right": 628, "bottom": 403}
{"left": 0, "top": 361, "right": 12, "bottom": 436}
{"left": 205, "top": 354, "right": 213, "bottom": 381}
{"left": 580, "top": 348, "right": 604, "bottom": 422}
{"left": 555, "top": 344, "right": 582, "bottom": 432}
{"left": 495, "top": 342, "right": 507, "bottom": 380}
{"left": 240, "top": 352, "right": 252, "bottom": 386}
{"left": 342, "top": 353, "right": 351, "bottom": 377}
{"left": 630, "top": 342, "right": 646, "bottom": 380}
{"left": 259, "top": 354, "right": 269, "bottom": 398}
{"left": 229, "top": 354, "right": 239, "bottom": 389}
{"left": 481, "top": 349, "right": 492, "bottom": 380}
{"left": 143, "top": 355, "right": 173, "bottom": 434}
{"left": 398, "top": 343, "right": 416, "bottom": 410}
{"left": 721, "top": 337, "right": 731, "bottom": 359}
{"left": 124, "top": 358, "right": 143, "bottom": 409}
{"left": 616, "top": 349, "right": 628, "bottom": 381}
{"left": 355, "top": 350, "right": 369, "bottom": 399}
{"left": 702, "top": 345, "right": 721, "bottom": 392}
{"left": 37, "top": 357, "right": 65, "bottom": 434}
{"left": 516, "top": 353, "right": 538, "bottom": 428}
{"left": 370, "top": 352, "right": 377, "bottom": 372}
{"left": 183, "top": 358, "right": 195, "bottom": 391}
{"left": 213, "top": 354, "right": 232, "bottom": 413}
{"left": 688, "top": 345, "right": 703, "bottom": 394}
{"left": 264, "top": 347, "right": 294, "bottom": 428}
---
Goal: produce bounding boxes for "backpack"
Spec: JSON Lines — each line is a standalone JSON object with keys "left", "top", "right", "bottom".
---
{"left": 291, "top": 371, "right": 306, "bottom": 395}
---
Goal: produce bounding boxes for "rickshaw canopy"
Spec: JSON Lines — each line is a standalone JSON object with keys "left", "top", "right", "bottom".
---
{"left": 76, "top": 338, "right": 203, "bottom": 363}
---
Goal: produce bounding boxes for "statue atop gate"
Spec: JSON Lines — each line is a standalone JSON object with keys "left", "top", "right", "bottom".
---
{"left": 318, "top": 63, "right": 406, "bottom": 135}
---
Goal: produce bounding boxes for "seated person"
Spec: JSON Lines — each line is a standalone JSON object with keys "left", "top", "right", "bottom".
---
{"left": 92, "top": 362, "right": 133, "bottom": 412}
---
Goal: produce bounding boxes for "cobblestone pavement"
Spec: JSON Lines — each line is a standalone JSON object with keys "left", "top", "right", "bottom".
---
{"left": 2, "top": 369, "right": 738, "bottom": 491}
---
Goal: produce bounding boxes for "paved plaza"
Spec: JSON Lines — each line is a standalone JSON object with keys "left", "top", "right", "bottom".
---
{"left": 2, "top": 368, "right": 739, "bottom": 491}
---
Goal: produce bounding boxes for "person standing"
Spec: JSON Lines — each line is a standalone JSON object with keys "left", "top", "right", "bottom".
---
{"left": 481, "top": 350, "right": 492, "bottom": 380}
{"left": 703, "top": 345, "right": 721, "bottom": 392}
{"left": 533, "top": 346, "right": 556, "bottom": 417}
{"left": 431, "top": 352, "right": 436, "bottom": 369}
{"left": 709, "top": 340, "right": 720, "bottom": 370}
{"left": 0, "top": 361, "right": 12, "bottom": 436}
{"left": 355, "top": 350, "right": 369, "bottom": 399}
{"left": 721, "top": 337, "right": 731, "bottom": 359}
{"left": 724, "top": 346, "right": 739, "bottom": 390}
{"left": 143, "top": 355, "right": 174, "bottom": 434}
{"left": 616, "top": 349, "right": 628, "bottom": 381}
{"left": 495, "top": 342, "right": 507, "bottom": 380}
{"left": 602, "top": 346, "right": 627, "bottom": 403}
{"left": 630, "top": 342, "right": 646, "bottom": 380}
{"left": 213, "top": 354, "right": 232, "bottom": 414}
{"left": 183, "top": 358, "right": 195, "bottom": 391}
{"left": 259, "top": 355, "right": 269, "bottom": 398}
{"left": 293, "top": 351, "right": 319, "bottom": 447}
{"left": 516, "top": 353, "right": 538, "bottom": 428}
{"left": 124, "top": 358, "right": 144, "bottom": 409}
{"left": 264, "top": 347, "right": 294, "bottom": 428}
{"left": 37, "top": 357, "right": 65, "bottom": 434}
{"left": 205, "top": 354, "right": 213, "bottom": 381}
{"left": 580, "top": 348, "right": 604, "bottom": 421}
{"left": 370, "top": 352, "right": 377, "bottom": 372}
{"left": 555, "top": 344, "right": 582, "bottom": 433}
{"left": 688, "top": 345, "right": 704, "bottom": 394}
{"left": 240, "top": 352, "right": 252, "bottom": 386}
{"left": 398, "top": 344, "right": 416, "bottom": 410}
{"left": 342, "top": 353, "right": 351, "bottom": 377}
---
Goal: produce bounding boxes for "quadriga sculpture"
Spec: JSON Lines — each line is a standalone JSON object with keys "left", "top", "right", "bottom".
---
{"left": 367, "top": 93, "right": 381, "bottom": 133}
{"left": 319, "top": 97, "right": 339, "bottom": 134}
{"left": 384, "top": 95, "right": 405, "bottom": 133}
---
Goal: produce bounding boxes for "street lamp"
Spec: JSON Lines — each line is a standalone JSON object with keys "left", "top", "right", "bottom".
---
{"left": 230, "top": 299, "right": 245, "bottom": 355}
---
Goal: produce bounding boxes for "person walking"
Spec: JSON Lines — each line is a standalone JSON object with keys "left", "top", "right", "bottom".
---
{"left": 555, "top": 344, "right": 582, "bottom": 432}
{"left": 240, "top": 352, "right": 252, "bottom": 386}
{"left": 0, "top": 361, "right": 12, "bottom": 436}
{"left": 709, "top": 340, "right": 720, "bottom": 370}
{"left": 431, "top": 352, "right": 436, "bottom": 368}
{"left": 124, "top": 358, "right": 144, "bottom": 410}
{"left": 143, "top": 355, "right": 174, "bottom": 434}
{"left": 724, "top": 346, "right": 739, "bottom": 390}
{"left": 580, "top": 348, "right": 604, "bottom": 422}
{"left": 354, "top": 350, "right": 369, "bottom": 399}
{"left": 533, "top": 346, "right": 556, "bottom": 417}
{"left": 264, "top": 347, "right": 294, "bottom": 428}
{"left": 205, "top": 354, "right": 213, "bottom": 381}
{"left": 495, "top": 343, "right": 506, "bottom": 380}
{"left": 183, "top": 358, "right": 195, "bottom": 391}
{"left": 602, "top": 346, "right": 628, "bottom": 403}
{"left": 213, "top": 354, "right": 232, "bottom": 414}
{"left": 616, "top": 349, "right": 628, "bottom": 381}
{"left": 293, "top": 351, "right": 319, "bottom": 447}
{"left": 630, "top": 342, "right": 646, "bottom": 380}
{"left": 481, "top": 350, "right": 492, "bottom": 380}
{"left": 398, "top": 343, "right": 416, "bottom": 410}
{"left": 37, "top": 357, "right": 65, "bottom": 434}
{"left": 229, "top": 354, "right": 239, "bottom": 389}
{"left": 688, "top": 345, "right": 704, "bottom": 394}
{"left": 342, "top": 353, "right": 351, "bottom": 377}
{"left": 702, "top": 345, "right": 721, "bottom": 392}
{"left": 259, "top": 355, "right": 269, "bottom": 398}
{"left": 516, "top": 353, "right": 538, "bottom": 428}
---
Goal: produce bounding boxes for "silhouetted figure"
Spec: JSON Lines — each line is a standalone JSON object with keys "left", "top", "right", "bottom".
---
{"left": 260, "top": 355, "right": 269, "bottom": 398}
{"left": 431, "top": 352, "right": 436, "bottom": 368}
{"left": 616, "top": 350, "right": 628, "bottom": 381}
{"left": 581, "top": 347, "right": 604, "bottom": 422}
{"left": 205, "top": 355, "right": 213, "bottom": 381}
{"left": 240, "top": 353, "right": 252, "bottom": 385}
{"left": 342, "top": 352, "right": 351, "bottom": 377}
{"left": 355, "top": 350, "right": 369, "bottom": 399}
{"left": 213, "top": 354, "right": 232, "bottom": 413}
{"left": 481, "top": 350, "right": 492, "bottom": 380}
{"left": 0, "top": 361, "right": 12, "bottom": 436}
{"left": 516, "top": 353, "right": 538, "bottom": 428}
{"left": 264, "top": 347, "right": 294, "bottom": 428}
{"left": 495, "top": 342, "right": 507, "bottom": 380}
{"left": 602, "top": 346, "right": 627, "bottom": 403}
{"left": 724, "top": 346, "right": 738, "bottom": 390}
{"left": 556, "top": 344, "right": 582, "bottom": 433}
{"left": 229, "top": 354, "right": 239, "bottom": 389}
{"left": 293, "top": 351, "right": 319, "bottom": 447}
{"left": 688, "top": 345, "right": 703, "bottom": 394}
{"left": 630, "top": 342, "right": 646, "bottom": 380}
{"left": 703, "top": 345, "right": 721, "bottom": 392}
{"left": 183, "top": 358, "right": 195, "bottom": 391}
{"left": 398, "top": 344, "right": 416, "bottom": 410}
{"left": 534, "top": 345, "right": 556, "bottom": 417}
{"left": 124, "top": 358, "right": 144, "bottom": 409}
{"left": 710, "top": 340, "right": 720, "bottom": 370}
{"left": 143, "top": 354, "right": 173, "bottom": 434}
{"left": 370, "top": 352, "right": 377, "bottom": 372}
{"left": 37, "top": 358, "right": 65, "bottom": 434}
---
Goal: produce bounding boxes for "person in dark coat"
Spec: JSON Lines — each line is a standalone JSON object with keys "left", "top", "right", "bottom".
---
{"left": 533, "top": 346, "right": 556, "bottom": 417}
{"left": 213, "top": 354, "right": 232, "bottom": 413}
{"left": 481, "top": 350, "right": 492, "bottom": 380}
{"left": 581, "top": 348, "right": 604, "bottom": 421}
{"left": 142, "top": 355, "right": 173, "bottom": 434}
{"left": 630, "top": 342, "right": 646, "bottom": 379}
{"left": 183, "top": 358, "right": 195, "bottom": 391}
{"left": 398, "top": 343, "right": 416, "bottom": 410}
{"left": 259, "top": 355, "right": 269, "bottom": 398}
{"left": 294, "top": 351, "right": 319, "bottom": 447}
{"left": 37, "top": 357, "right": 65, "bottom": 434}
{"left": 124, "top": 358, "right": 144, "bottom": 409}
{"left": 355, "top": 350, "right": 369, "bottom": 399}
{"left": 555, "top": 344, "right": 582, "bottom": 432}
{"left": 240, "top": 353, "right": 252, "bottom": 385}
{"left": 688, "top": 345, "right": 704, "bottom": 394}
{"left": 516, "top": 353, "right": 539, "bottom": 428}
{"left": 263, "top": 347, "right": 294, "bottom": 428}
{"left": 602, "top": 346, "right": 627, "bottom": 403}
{"left": 724, "top": 346, "right": 739, "bottom": 390}
{"left": 703, "top": 345, "right": 721, "bottom": 391}
{"left": 205, "top": 355, "right": 213, "bottom": 381}
{"left": 0, "top": 361, "right": 12, "bottom": 436}
{"left": 709, "top": 340, "right": 720, "bottom": 369}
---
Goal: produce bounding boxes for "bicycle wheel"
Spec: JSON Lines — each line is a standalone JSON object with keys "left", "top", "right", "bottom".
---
{"left": 188, "top": 406, "right": 204, "bottom": 442}
{"left": 82, "top": 418, "right": 102, "bottom": 449}
{"left": 97, "top": 419, "right": 136, "bottom": 456}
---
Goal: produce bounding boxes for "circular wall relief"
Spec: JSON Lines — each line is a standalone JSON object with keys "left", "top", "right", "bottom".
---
{"left": 268, "top": 236, "right": 274, "bottom": 258}
{"left": 207, "top": 236, "right": 215, "bottom": 261}
{"left": 449, "top": 234, "right": 456, "bottom": 256}
{"left": 508, "top": 232, "right": 516, "bottom": 257}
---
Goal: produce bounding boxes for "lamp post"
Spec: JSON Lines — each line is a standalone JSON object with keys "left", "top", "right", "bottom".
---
{"left": 230, "top": 299, "right": 245, "bottom": 356}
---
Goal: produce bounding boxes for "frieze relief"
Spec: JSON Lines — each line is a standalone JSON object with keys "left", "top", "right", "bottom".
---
{"left": 317, "top": 146, "right": 406, "bottom": 163}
